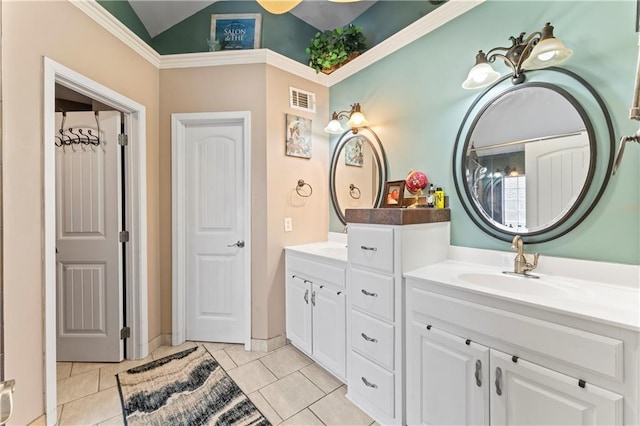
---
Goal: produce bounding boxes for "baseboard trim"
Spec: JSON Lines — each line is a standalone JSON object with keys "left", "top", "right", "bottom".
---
{"left": 251, "top": 335, "right": 287, "bottom": 352}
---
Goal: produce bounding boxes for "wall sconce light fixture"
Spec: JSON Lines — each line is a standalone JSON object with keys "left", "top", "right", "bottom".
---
{"left": 256, "top": 0, "right": 302, "bottom": 14}
{"left": 324, "top": 103, "right": 369, "bottom": 134}
{"left": 462, "top": 22, "right": 573, "bottom": 90}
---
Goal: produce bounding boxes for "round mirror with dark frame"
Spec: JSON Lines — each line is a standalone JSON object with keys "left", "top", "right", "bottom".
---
{"left": 453, "top": 67, "right": 615, "bottom": 243}
{"left": 330, "top": 127, "right": 388, "bottom": 225}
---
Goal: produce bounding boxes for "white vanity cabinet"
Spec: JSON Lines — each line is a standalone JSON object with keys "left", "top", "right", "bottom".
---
{"left": 405, "top": 275, "right": 637, "bottom": 426}
{"left": 346, "top": 221, "right": 450, "bottom": 425}
{"left": 285, "top": 249, "right": 347, "bottom": 381}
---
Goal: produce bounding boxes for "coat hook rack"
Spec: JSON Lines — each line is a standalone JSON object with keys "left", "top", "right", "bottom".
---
{"left": 54, "top": 111, "right": 102, "bottom": 148}
{"left": 296, "top": 179, "right": 313, "bottom": 197}
{"left": 349, "top": 184, "right": 361, "bottom": 199}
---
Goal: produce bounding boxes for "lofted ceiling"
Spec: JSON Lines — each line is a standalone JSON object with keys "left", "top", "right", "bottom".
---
{"left": 128, "top": 0, "right": 377, "bottom": 38}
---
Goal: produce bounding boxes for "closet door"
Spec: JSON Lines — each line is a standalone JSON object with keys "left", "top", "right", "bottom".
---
{"left": 55, "top": 111, "right": 123, "bottom": 362}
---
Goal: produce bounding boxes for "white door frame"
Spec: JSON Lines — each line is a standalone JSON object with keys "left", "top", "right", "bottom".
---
{"left": 171, "top": 112, "right": 252, "bottom": 350}
{"left": 43, "top": 57, "right": 148, "bottom": 425}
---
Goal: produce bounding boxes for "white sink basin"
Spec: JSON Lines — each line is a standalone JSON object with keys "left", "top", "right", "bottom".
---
{"left": 456, "top": 272, "right": 575, "bottom": 298}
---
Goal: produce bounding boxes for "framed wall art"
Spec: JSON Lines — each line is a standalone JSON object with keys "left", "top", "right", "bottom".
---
{"left": 285, "top": 114, "right": 312, "bottom": 159}
{"left": 382, "top": 180, "right": 405, "bottom": 207}
{"left": 210, "top": 14, "right": 262, "bottom": 50}
{"left": 344, "top": 136, "right": 364, "bottom": 167}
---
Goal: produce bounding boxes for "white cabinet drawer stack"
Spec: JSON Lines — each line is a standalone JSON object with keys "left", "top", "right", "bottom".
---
{"left": 346, "top": 222, "right": 450, "bottom": 425}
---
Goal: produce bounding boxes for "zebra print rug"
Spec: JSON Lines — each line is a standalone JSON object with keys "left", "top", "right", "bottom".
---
{"left": 116, "top": 346, "right": 270, "bottom": 426}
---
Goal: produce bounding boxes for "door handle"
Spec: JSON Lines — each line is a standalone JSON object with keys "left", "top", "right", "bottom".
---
{"left": 475, "top": 359, "right": 482, "bottom": 387}
{"left": 495, "top": 367, "right": 503, "bottom": 396}
{"left": 227, "top": 240, "right": 245, "bottom": 248}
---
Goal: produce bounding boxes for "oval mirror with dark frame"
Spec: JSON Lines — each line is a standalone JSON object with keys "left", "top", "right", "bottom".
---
{"left": 330, "top": 127, "right": 388, "bottom": 225}
{"left": 453, "top": 68, "right": 615, "bottom": 243}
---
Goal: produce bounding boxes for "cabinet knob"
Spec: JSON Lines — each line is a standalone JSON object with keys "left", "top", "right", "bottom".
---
{"left": 361, "top": 377, "right": 378, "bottom": 389}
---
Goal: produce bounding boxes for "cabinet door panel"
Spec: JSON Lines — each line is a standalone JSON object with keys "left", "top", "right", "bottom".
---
{"left": 406, "top": 323, "right": 489, "bottom": 426}
{"left": 490, "top": 349, "right": 623, "bottom": 426}
{"left": 312, "top": 284, "right": 346, "bottom": 378}
{"left": 285, "top": 274, "right": 312, "bottom": 354}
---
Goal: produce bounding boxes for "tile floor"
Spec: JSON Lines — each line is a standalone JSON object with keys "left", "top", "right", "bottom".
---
{"left": 48, "top": 341, "right": 375, "bottom": 426}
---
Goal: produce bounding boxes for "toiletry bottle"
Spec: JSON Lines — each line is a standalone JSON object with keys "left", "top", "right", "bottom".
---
{"left": 435, "top": 187, "right": 445, "bottom": 208}
{"left": 427, "top": 184, "right": 435, "bottom": 207}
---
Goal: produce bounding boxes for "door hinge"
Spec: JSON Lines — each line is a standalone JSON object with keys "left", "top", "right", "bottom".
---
{"left": 118, "top": 134, "right": 128, "bottom": 146}
{"left": 119, "top": 231, "right": 130, "bottom": 243}
{"left": 120, "top": 327, "right": 131, "bottom": 339}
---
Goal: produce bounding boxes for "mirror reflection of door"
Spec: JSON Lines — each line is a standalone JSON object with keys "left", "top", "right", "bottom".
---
{"left": 465, "top": 85, "right": 590, "bottom": 233}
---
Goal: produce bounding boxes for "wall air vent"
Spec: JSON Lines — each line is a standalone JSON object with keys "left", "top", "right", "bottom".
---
{"left": 290, "top": 87, "right": 316, "bottom": 113}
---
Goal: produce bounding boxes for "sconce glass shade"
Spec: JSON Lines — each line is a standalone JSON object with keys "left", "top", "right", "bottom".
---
{"left": 522, "top": 38, "right": 573, "bottom": 70}
{"left": 347, "top": 111, "right": 368, "bottom": 128}
{"left": 462, "top": 62, "right": 501, "bottom": 89}
{"left": 324, "top": 119, "right": 346, "bottom": 134}
{"left": 256, "top": 0, "right": 302, "bottom": 14}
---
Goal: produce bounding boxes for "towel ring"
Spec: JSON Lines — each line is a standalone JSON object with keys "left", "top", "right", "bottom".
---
{"left": 349, "top": 184, "right": 361, "bottom": 199}
{"left": 296, "top": 179, "right": 313, "bottom": 197}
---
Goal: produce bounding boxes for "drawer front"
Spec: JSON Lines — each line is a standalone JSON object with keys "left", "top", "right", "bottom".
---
{"left": 287, "top": 255, "right": 346, "bottom": 288}
{"left": 348, "top": 227, "right": 394, "bottom": 274}
{"left": 351, "top": 310, "right": 395, "bottom": 370}
{"left": 349, "top": 351, "right": 395, "bottom": 419}
{"left": 408, "top": 284, "right": 625, "bottom": 382}
{"left": 351, "top": 269, "right": 394, "bottom": 322}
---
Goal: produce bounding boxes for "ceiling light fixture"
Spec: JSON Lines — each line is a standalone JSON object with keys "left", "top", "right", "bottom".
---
{"left": 256, "top": 0, "right": 302, "bottom": 15}
{"left": 324, "top": 103, "right": 369, "bottom": 134}
{"left": 462, "top": 22, "right": 573, "bottom": 90}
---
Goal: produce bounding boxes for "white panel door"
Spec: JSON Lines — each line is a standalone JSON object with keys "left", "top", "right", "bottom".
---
{"left": 55, "top": 111, "right": 123, "bottom": 362}
{"left": 311, "top": 284, "right": 346, "bottom": 379}
{"left": 525, "top": 132, "right": 589, "bottom": 228}
{"left": 285, "top": 275, "right": 312, "bottom": 354}
{"left": 491, "top": 349, "right": 623, "bottom": 426}
{"left": 406, "top": 325, "right": 490, "bottom": 426}
{"left": 185, "top": 121, "right": 246, "bottom": 342}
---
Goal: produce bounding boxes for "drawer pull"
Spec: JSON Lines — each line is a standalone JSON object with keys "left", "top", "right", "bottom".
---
{"left": 361, "top": 289, "right": 378, "bottom": 297}
{"left": 360, "top": 245, "right": 378, "bottom": 252}
{"left": 304, "top": 289, "right": 309, "bottom": 304}
{"left": 475, "top": 360, "right": 482, "bottom": 387}
{"left": 495, "top": 367, "right": 503, "bottom": 396}
{"left": 311, "top": 291, "right": 316, "bottom": 307}
{"left": 361, "top": 333, "right": 378, "bottom": 343}
{"left": 361, "top": 377, "right": 378, "bottom": 389}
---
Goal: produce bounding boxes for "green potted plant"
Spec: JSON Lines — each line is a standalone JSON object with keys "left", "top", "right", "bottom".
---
{"left": 306, "top": 24, "right": 366, "bottom": 74}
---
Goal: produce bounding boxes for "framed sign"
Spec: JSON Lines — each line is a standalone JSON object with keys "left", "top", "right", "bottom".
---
{"left": 210, "top": 14, "right": 262, "bottom": 50}
{"left": 345, "top": 136, "right": 364, "bottom": 167}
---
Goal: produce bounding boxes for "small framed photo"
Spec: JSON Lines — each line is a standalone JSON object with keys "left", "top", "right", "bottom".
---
{"left": 210, "top": 14, "right": 262, "bottom": 51}
{"left": 285, "top": 114, "right": 312, "bottom": 159}
{"left": 382, "top": 180, "right": 405, "bottom": 207}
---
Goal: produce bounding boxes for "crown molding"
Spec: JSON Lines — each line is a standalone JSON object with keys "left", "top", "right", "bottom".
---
{"left": 324, "top": 0, "right": 485, "bottom": 86}
{"left": 71, "top": 0, "right": 483, "bottom": 87}
{"left": 70, "top": 0, "right": 161, "bottom": 67}
{"left": 159, "top": 49, "right": 331, "bottom": 85}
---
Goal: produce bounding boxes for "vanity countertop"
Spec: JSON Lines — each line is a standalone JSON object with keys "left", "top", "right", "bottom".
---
{"left": 345, "top": 207, "right": 450, "bottom": 226}
{"left": 285, "top": 240, "right": 348, "bottom": 264}
{"left": 404, "top": 260, "right": 640, "bottom": 331}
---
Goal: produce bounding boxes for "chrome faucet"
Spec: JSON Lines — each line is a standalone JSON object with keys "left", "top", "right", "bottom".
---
{"left": 508, "top": 235, "right": 539, "bottom": 277}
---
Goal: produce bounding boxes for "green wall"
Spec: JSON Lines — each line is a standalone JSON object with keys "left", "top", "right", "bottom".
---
{"left": 329, "top": 1, "right": 640, "bottom": 265}
{"left": 97, "top": 0, "right": 152, "bottom": 44}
